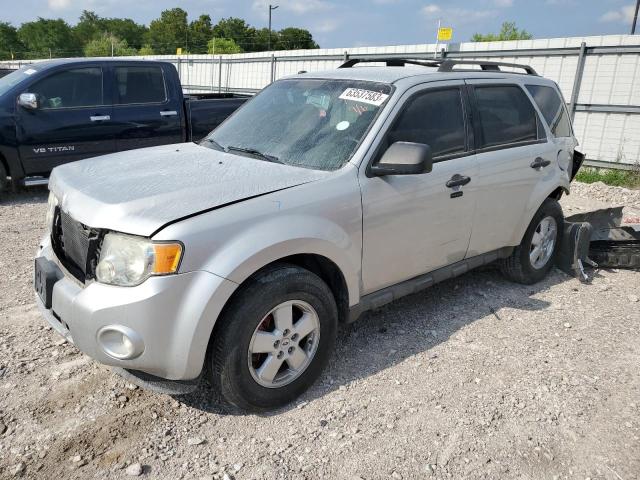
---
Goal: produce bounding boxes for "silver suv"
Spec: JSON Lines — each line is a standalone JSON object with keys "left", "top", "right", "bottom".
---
{"left": 35, "top": 59, "right": 581, "bottom": 411}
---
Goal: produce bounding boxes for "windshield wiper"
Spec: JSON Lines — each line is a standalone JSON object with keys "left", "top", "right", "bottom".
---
{"left": 205, "top": 138, "right": 225, "bottom": 151}
{"left": 225, "top": 145, "right": 283, "bottom": 164}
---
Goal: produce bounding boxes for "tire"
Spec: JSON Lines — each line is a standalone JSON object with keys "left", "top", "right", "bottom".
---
{"left": 0, "top": 162, "right": 7, "bottom": 193}
{"left": 500, "top": 198, "right": 564, "bottom": 285}
{"left": 207, "top": 263, "right": 338, "bottom": 411}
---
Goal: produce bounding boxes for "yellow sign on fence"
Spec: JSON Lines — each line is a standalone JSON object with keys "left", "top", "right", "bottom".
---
{"left": 176, "top": 48, "right": 183, "bottom": 55}
{"left": 437, "top": 27, "right": 453, "bottom": 41}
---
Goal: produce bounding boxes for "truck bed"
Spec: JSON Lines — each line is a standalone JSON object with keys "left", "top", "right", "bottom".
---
{"left": 185, "top": 93, "right": 252, "bottom": 142}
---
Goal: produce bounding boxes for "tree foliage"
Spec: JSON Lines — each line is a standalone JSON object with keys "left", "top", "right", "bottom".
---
{"left": 189, "top": 14, "right": 213, "bottom": 53}
{"left": 147, "top": 8, "right": 189, "bottom": 54}
{"left": 17, "top": 18, "right": 81, "bottom": 58}
{"left": 84, "top": 34, "right": 137, "bottom": 57}
{"left": 3, "top": 8, "right": 319, "bottom": 59}
{"left": 207, "top": 37, "right": 243, "bottom": 55}
{"left": 0, "top": 22, "right": 22, "bottom": 60}
{"left": 75, "top": 11, "right": 148, "bottom": 49}
{"left": 471, "top": 22, "right": 533, "bottom": 42}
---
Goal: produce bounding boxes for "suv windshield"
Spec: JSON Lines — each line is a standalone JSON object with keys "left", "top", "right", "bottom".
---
{"left": 0, "top": 65, "right": 38, "bottom": 97}
{"left": 205, "top": 78, "right": 393, "bottom": 171}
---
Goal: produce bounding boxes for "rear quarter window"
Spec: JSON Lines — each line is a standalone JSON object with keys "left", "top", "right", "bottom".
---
{"left": 526, "top": 84, "right": 572, "bottom": 138}
{"left": 474, "top": 85, "right": 539, "bottom": 149}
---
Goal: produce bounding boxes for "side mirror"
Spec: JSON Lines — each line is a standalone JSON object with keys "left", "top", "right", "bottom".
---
{"left": 18, "top": 93, "right": 39, "bottom": 110}
{"left": 370, "top": 141, "right": 433, "bottom": 176}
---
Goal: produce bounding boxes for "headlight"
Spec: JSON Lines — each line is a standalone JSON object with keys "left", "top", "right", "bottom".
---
{"left": 95, "top": 233, "right": 183, "bottom": 287}
{"left": 45, "top": 192, "right": 58, "bottom": 232}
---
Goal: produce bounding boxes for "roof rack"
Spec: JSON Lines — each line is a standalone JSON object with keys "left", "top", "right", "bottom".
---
{"left": 338, "top": 57, "right": 538, "bottom": 76}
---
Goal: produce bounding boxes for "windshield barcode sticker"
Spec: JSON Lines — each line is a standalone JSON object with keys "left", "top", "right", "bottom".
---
{"left": 339, "top": 88, "right": 389, "bottom": 106}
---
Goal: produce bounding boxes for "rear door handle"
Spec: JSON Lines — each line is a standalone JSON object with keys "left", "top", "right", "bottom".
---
{"left": 90, "top": 115, "right": 110, "bottom": 122}
{"left": 446, "top": 174, "right": 471, "bottom": 188}
{"left": 160, "top": 110, "right": 178, "bottom": 117}
{"left": 530, "top": 157, "right": 551, "bottom": 169}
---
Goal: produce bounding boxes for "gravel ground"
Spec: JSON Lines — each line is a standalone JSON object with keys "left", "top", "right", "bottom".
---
{"left": 0, "top": 183, "right": 639, "bottom": 480}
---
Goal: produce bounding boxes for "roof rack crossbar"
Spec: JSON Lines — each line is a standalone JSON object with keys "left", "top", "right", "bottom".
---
{"left": 338, "top": 57, "right": 538, "bottom": 76}
{"left": 338, "top": 57, "right": 441, "bottom": 69}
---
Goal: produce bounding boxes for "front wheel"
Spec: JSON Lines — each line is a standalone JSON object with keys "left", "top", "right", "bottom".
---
{"left": 207, "top": 263, "right": 338, "bottom": 411}
{"left": 500, "top": 198, "right": 564, "bottom": 285}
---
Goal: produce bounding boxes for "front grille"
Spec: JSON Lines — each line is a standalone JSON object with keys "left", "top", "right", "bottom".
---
{"left": 51, "top": 208, "right": 102, "bottom": 282}
{"left": 60, "top": 211, "right": 91, "bottom": 271}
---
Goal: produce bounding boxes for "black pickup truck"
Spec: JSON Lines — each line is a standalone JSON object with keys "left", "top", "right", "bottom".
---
{"left": 0, "top": 59, "right": 250, "bottom": 191}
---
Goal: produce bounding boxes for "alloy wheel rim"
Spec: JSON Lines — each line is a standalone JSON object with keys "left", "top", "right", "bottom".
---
{"left": 530, "top": 216, "right": 558, "bottom": 269}
{"left": 248, "top": 300, "right": 321, "bottom": 388}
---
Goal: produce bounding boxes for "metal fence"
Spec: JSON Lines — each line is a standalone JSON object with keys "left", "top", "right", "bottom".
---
{"left": 3, "top": 34, "right": 640, "bottom": 169}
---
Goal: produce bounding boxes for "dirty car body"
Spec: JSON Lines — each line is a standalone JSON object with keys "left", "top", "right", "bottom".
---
{"left": 35, "top": 59, "right": 581, "bottom": 410}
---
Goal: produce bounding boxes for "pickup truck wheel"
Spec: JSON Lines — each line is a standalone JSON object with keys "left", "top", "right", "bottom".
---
{"left": 0, "top": 162, "right": 7, "bottom": 193}
{"left": 208, "top": 263, "right": 338, "bottom": 411}
{"left": 500, "top": 198, "right": 564, "bottom": 285}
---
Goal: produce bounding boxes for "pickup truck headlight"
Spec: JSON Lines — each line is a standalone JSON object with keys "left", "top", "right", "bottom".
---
{"left": 45, "top": 192, "right": 58, "bottom": 232}
{"left": 95, "top": 233, "right": 183, "bottom": 287}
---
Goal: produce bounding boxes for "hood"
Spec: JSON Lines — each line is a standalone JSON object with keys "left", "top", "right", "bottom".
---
{"left": 49, "top": 142, "right": 329, "bottom": 237}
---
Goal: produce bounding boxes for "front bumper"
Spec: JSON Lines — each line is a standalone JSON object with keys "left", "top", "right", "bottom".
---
{"left": 35, "top": 238, "right": 237, "bottom": 380}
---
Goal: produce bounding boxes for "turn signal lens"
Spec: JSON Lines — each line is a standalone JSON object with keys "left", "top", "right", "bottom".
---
{"left": 152, "top": 243, "right": 183, "bottom": 275}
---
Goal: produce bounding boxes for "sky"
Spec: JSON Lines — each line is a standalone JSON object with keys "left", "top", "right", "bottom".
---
{"left": 2, "top": 0, "right": 639, "bottom": 48}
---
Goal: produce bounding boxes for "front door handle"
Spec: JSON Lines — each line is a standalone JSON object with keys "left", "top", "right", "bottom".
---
{"left": 530, "top": 157, "right": 551, "bottom": 169}
{"left": 446, "top": 174, "right": 471, "bottom": 188}
{"left": 90, "top": 115, "right": 110, "bottom": 122}
{"left": 160, "top": 110, "right": 178, "bottom": 117}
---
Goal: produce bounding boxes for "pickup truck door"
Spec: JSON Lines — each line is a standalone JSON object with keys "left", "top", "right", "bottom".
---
{"left": 109, "top": 65, "right": 185, "bottom": 152}
{"left": 360, "top": 81, "right": 477, "bottom": 295}
{"left": 463, "top": 80, "right": 560, "bottom": 257}
{"left": 16, "top": 66, "right": 115, "bottom": 175}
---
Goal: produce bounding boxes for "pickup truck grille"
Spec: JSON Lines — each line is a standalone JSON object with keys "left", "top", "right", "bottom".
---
{"left": 51, "top": 209, "right": 101, "bottom": 283}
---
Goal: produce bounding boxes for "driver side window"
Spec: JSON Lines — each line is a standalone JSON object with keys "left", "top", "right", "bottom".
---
{"left": 28, "top": 68, "right": 103, "bottom": 110}
{"left": 388, "top": 88, "right": 467, "bottom": 159}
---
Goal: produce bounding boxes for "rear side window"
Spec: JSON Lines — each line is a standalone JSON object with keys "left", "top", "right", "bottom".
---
{"left": 114, "top": 66, "right": 166, "bottom": 105}
{"left": 29, "top": 68, "right": 103, "bottom": 109}
{"left": 526, "top": 84, "right": 572, "bottom": 138}
{"left": 474, "top": 85, "right": 538, "bottom": 148}
{"left": 387, "top": 88, "right": 466, "bottom": 158}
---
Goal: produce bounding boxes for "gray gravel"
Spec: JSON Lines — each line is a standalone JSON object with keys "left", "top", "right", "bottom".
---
{"left": 0, "top": 183, "right": 639, "bottom": 480}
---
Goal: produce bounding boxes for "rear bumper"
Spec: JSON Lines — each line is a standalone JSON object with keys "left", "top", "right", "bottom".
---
{"left": 35, "top": 238, "right": 237, "bottom": 380}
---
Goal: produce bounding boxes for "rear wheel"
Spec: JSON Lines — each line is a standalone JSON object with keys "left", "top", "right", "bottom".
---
{"left": 208, "top": 263, "right": 338, "bottom": 411}
{"left": 500, "top": 198, "right": 564, "bottom": 284}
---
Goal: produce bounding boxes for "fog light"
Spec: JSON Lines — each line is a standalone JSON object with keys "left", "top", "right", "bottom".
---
{"left": 97, "top": 325, "right": 144, "bottom": 360}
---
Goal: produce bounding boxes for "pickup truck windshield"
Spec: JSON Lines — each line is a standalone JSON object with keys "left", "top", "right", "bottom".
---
{"left": 206, "top": 79, "right": 392, "bottom": 171}
{"left": 0, "top": 66, "right": 37, "bottom": 97}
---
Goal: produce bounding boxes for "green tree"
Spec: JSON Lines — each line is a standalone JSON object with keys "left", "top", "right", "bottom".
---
{"left": 74, "top": 10, "right": 102, "bottom": 46}
{"left": 471, "top": 21, "right": 533, "bottom": 42}
{"left": 212, "top": 17, "right": 258, "bottom": 52}
{"left": 75, "top": 11, "right": 148, "bottom": 50}
{"left": 189, "top": 14, "right": 213, "bottom": 54}
{"left": 207, "top": 37, "right": 243, "bottom": 54}
{"left": 17, "top": 18, "right": 81, "bottom": 58}
{"left": 0, "top": 22, "right": 22, "bottom": 60}
{"left": 102, "top": 18, "right": 148, "bottom": 49}
{"left": 276, "top": 27, "right": 318, "bottom": 50}
{"left": 138, "top": 44, "right": 156, "bottom": 55}
{"left": 84, "top": 34, "right": 137, "bottom": 57}
{"left": 146, "top": 8, "right": 188, "bottom": 54}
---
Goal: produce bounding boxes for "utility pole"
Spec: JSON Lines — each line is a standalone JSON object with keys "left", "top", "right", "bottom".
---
{"left": 434, "top": 18, "right": 441, "bottom": 59}
{"left": 632, "top": 0, "right": 640, "bottom": 35}
{"left": 268, "top": 4, "right": 279, "bottom": 51}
